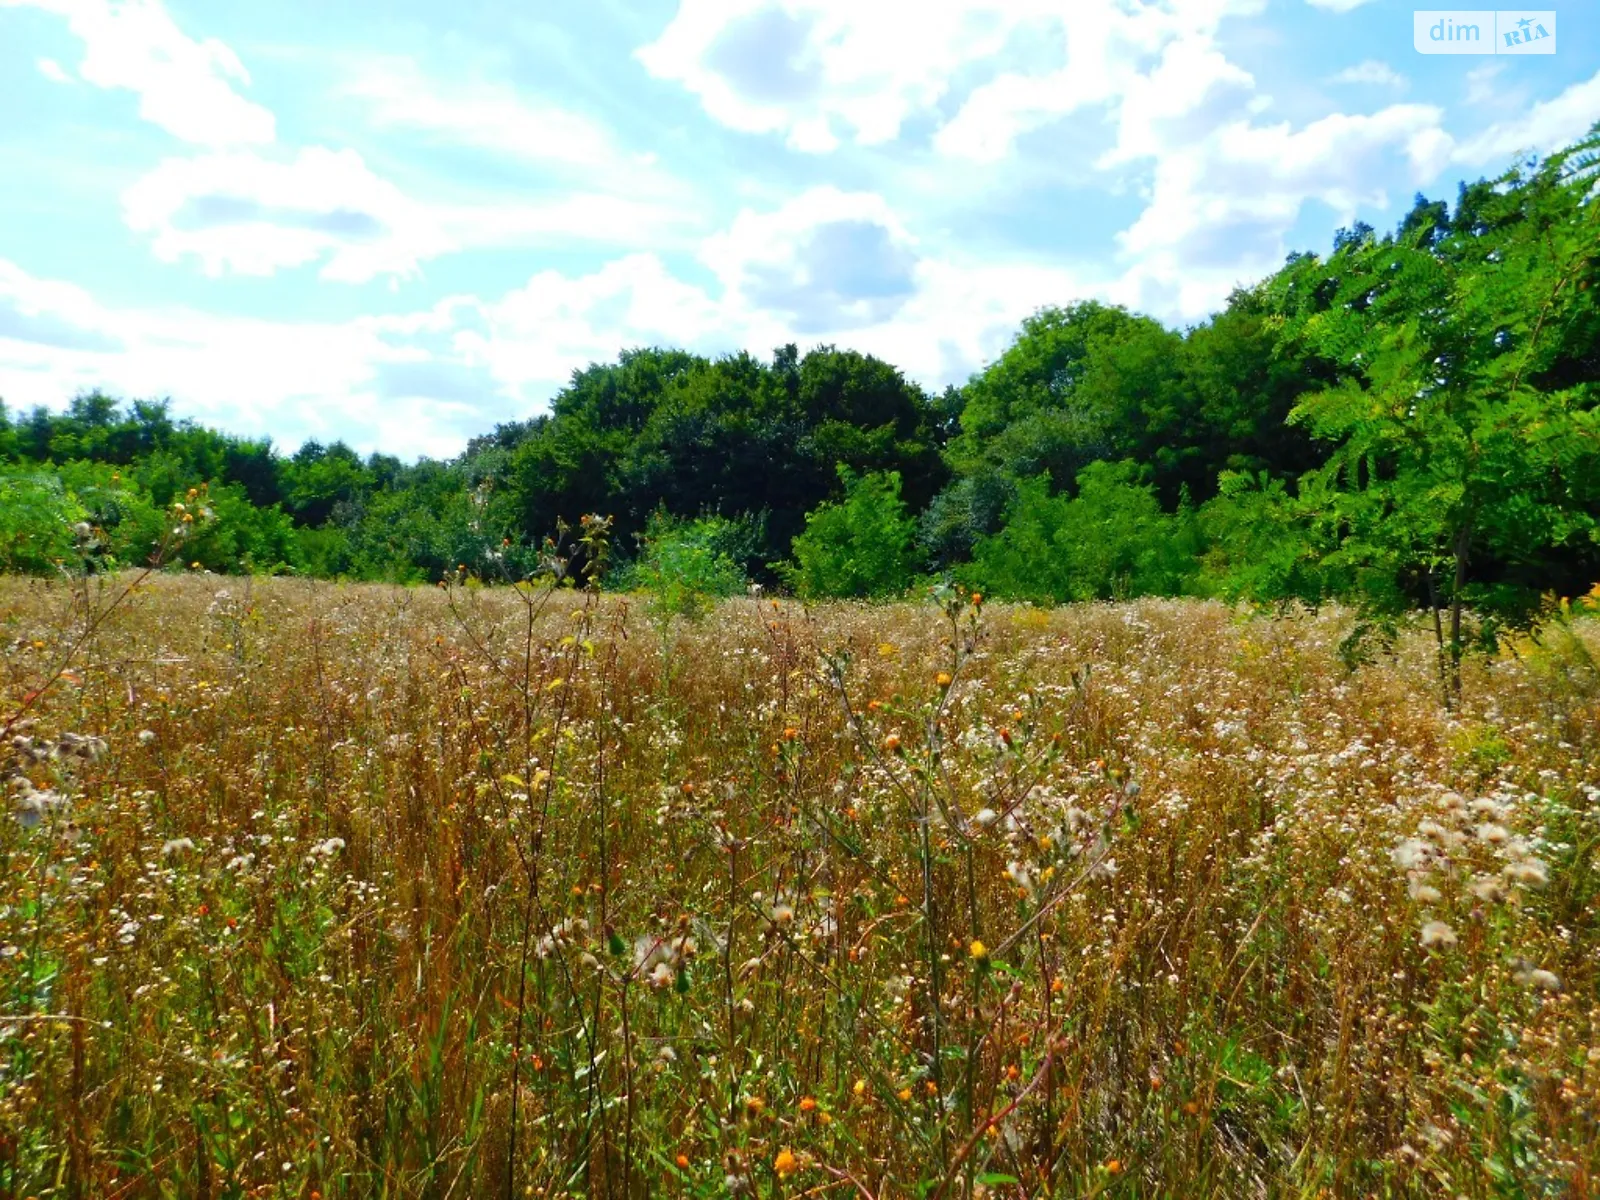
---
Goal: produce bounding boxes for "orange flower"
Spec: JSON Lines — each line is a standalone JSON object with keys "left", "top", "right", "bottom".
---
{"left": 798, "top": 1096, "right": 817, "bottom": 1112}
{"left": 675, "top": 1153, "right": 690, "bottom": 1169}
{"left": 882, "top": 733, "right": 901, "bottom": 753}
{"left": 935, "top": 671, "right": 952, "bottom": 687}
{"left": 1105, "top": 1159, "right": 1123, "bottom": 1175}
{"left": 773, "top": 1148, "right": 798, "bottom": 1177}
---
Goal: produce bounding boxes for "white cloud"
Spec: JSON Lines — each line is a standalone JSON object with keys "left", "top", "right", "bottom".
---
{"left": 638, "top": 0, "right": 1058, "bottom": 153}
{"left": 345, "top": 58, "right": 680, "bottom": 199}
{"left": 700, "top": 187, "right": 921, "bottom": 332}
{"left": 1113, "top": 104, "right": 1453, "bottom": 315}
{"left": 469, "top": 255, "right": 725, "bottom": 391}
{"left": 0, "top": 258, "right": 456, "bottom": 458}
{"left": 1451, "top": 69, "right": 1600, "bottom": 166}
{"left": 4, "top": 0, "right": 275, "bottom": 145}
{"left": 122, "top": 147, "right": 449, "bottom": 282}
{"left": 1464, "top": 62, "right": 1506, "bottom": 106}
{"left": 639, "top": 0, "right": 1266, "bottom": 162}
{"left": 35, "top": 55, "right": 70, "bottom": 83}
{"left": 1304, "top": 0, "right": 1378, "bottom": 11}
{"left": 937, "top": 2, "right": 1260, "bottom": 164}
{"left": 1329, "top": 60, "right": 1406, "bottom": 88}
{"left": 119, "top": 146, "right": 699, "bottom": 284}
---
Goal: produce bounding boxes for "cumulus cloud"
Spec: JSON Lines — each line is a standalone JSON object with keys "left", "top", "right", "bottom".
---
{"left": 0, "top": 257, "right": 508, "bottom": 459}
{"left": 3, "top": 0, "right": 275, "bottom": 145}
{"left": 121, "top": 147, "right": 448, "bottom": 282}
{"left": 701, "top": 188, "right": 920, "bottom": 332}
{"left": 638, "top": 0, "right": 1053, "bottom": 152}
{"left": 119, "top": 147, "right": 697, "bottom": 284}
{"left": 937, "top": 2, "right": 1262, "bottom": 164}
{"left": 1329, "top": 60, "right": 1406, "bottom": 88}
{"left": 1451, "top": 69, "right": 1600, "bottom": 166}
{"left": 1112, "top": 104, "right": 1453, "bottom": 316}
{"left": 639, "top": 0, "right": 1267, "bottom": 162}
{"left": 344, "top": 58, "right": 685, "bottom": 202}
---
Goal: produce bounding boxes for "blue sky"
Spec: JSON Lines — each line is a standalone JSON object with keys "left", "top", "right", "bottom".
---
{"left": 0, "top": 0, "right": 1594, "bottom": 459}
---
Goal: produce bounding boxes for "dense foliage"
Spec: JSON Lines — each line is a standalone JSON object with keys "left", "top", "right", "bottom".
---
{"left": 2, "top": 128, "right": 1597, "bottom": 644}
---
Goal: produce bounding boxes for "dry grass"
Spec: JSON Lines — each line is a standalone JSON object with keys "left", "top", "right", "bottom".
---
{"left": 2, "top": 573, "right": 1597, "bottom": 1198}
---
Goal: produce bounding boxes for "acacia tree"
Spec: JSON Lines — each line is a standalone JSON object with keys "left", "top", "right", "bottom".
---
{"left": 1282, "top": 127, "right": 1600, "bottom": 691}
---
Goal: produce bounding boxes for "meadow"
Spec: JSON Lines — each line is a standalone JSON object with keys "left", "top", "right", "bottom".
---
{"left": 2, "top": 571, "right": 1597, "bottom": 1198}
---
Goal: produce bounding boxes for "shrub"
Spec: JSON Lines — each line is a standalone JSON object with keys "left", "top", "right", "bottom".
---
{"left": 619, "top": 510, "right": 747, "bottom": 619}
{"left": 778, "top": 467, "right": 920, "bottom": 599}
{"left": 963, "top": 460, "right": 1199, "bottom": 603}
{"left": 0, "top": 470, "right": 87, "bottom": 573}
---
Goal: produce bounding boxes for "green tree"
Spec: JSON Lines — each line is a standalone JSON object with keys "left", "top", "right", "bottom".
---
{"left": 779, "top": 467, "right": 920, "bottom": 599}
{"left": 963, "top": 461, "right": 1199, "bottom": 604}
{"left": 618, "top": 511, "right": 747, "bottom": 619}
{"left": 1282, "top": 127, "right": 1600, "bottom": 682}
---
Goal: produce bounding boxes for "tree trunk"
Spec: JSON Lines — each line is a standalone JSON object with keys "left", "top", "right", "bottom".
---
{"left": 1425, "top": 566, "right": 1449, "bottom": 706}
{"left": 1448, "top": 525, "right": 1471, "bottom": 702}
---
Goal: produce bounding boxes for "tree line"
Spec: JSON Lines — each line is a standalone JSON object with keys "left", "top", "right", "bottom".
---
{"left": 3, "top": 126, "right": 1597, "bottom": 652}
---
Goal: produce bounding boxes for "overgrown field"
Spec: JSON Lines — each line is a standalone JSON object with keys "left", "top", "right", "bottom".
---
{"left": 2, "top": 575, "right": 1598, "bottom": 1198}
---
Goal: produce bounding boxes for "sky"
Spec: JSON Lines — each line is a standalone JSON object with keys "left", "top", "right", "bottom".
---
{"left": 0, "top": 0, "right": 1595, "bottom": 460}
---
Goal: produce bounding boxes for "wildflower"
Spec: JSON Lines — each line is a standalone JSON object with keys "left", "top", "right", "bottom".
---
{"left": 1392, "top": 839, "right": 1434, "bottom": 870}
{"left": 1504, "top": 858, "right": 1549, "bottom": 888}
{"left": 1407, "top": 878, "right": 1442, "bottom": 904}
{"left": 853, "top": 1078, "right": 866, "bottom": 1096}
{"left": 744, "top": 1095, "right": 765, "bottom": 1117}
{"left": 161, "top": 837, "right": 195, "bottom": 858}
{"left": 882, "top": 733, "right": 902, "bottom": 753}
{"left": 675, "top": 1153, "right": 690, "bottom": 1169}
{"left": 1512, "top": 961, "right": 1561, "bottom": 991}
{"left": 773, "top": 1148, "right": 798, "bottom": 1177}
{"left": 935, "top": 672, "right": 952, "bottom": 687}
{"left": 1468, "top": 875, "right": 1505, "bottom": 903}
{"left": 968, "top": 938, "right": 989, "bottom": 963}
{"left": 1420, "top": 920, "right": 1457, "bottom": 949}
{"left": 138, "top": 729, "right": 157, "bottom": 745}
{"left": 973, "top": 807, "right": 999, "bottom": 829}
{"left": 897, "top": 1087, "right": 913, "bottom": 1102}
{"left": 1475, "top": 823, "right": 1510, "bottom": 845}
{"left": 798, "top": 1096, "right": 817, "bottom": 1112}
{"left": 649, "top": 962, "right": 675, "bottom": 989}
{"left": 1004, "top": 861, "right": 1036, "bottom": 898}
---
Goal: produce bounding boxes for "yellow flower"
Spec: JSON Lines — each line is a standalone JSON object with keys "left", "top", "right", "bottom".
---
{"left": 773, "top": 1148, "right": 798, "bottom": 1177}
{"left": 798, "top": 1096, "right": 817, "bottom": 1112}
{"left": 936, "top": 671, "right": 952, "bottom": 687}
{"left": 969, "top": 939, "right": 989, "bottom": 962}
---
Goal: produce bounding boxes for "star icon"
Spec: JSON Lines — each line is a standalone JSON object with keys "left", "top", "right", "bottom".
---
{"left": 1516, "top": 16, "right": 1532, "bottom": 29}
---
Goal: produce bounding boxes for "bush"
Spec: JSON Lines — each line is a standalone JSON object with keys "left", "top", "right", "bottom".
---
{"left": 1195, "top": 470, "right": 1340, "bottom": 606}
{"left": 0, "top": 471, "right": 87, "bottom": 574}
{"left": 962, "top": 460, "right": 1200, "bottom": 603}
{"left": 618, "top": 511, "right": 747, "bottom": 619}
{"left": 778, "top": 467, "right": 920, "bottom": 599}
